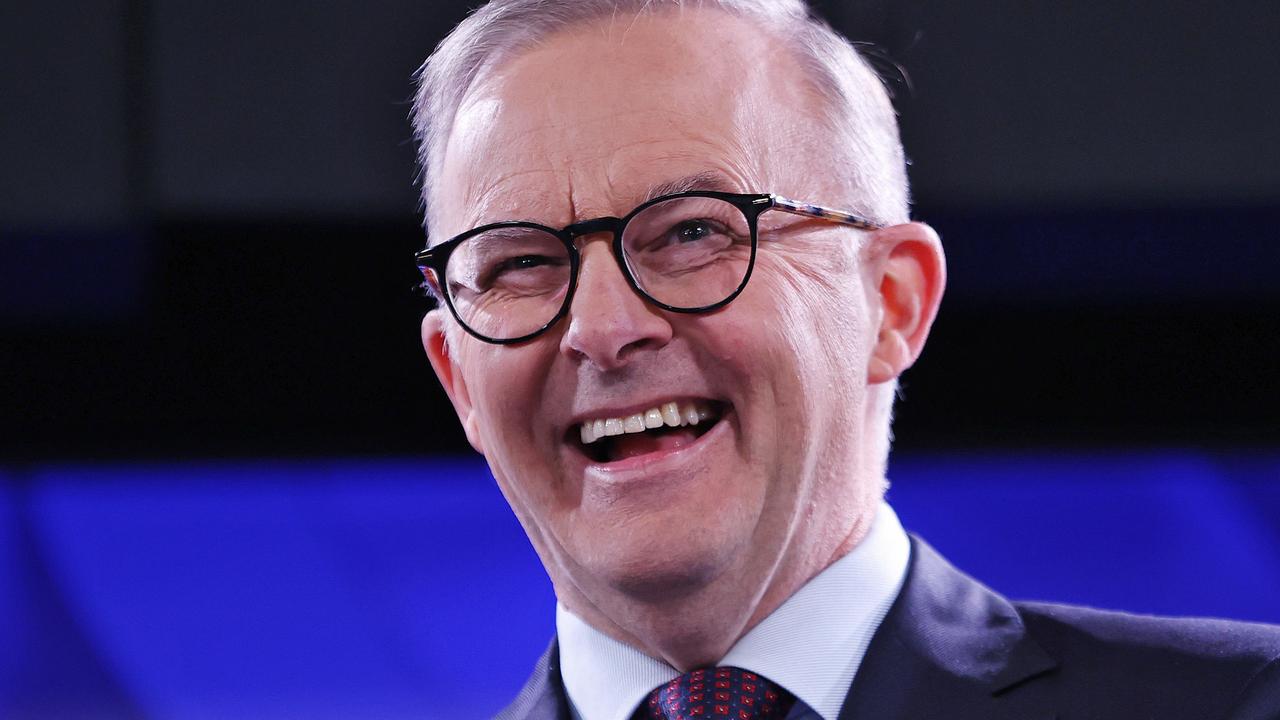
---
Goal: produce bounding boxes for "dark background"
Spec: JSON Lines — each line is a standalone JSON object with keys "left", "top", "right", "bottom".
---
{"left": 4, "top": 0, "right": 1278, "bottom": 460}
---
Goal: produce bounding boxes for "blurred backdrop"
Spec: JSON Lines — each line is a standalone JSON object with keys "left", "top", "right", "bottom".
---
{"left": 2, "top": 1, "right": 1278, "bottom": 718}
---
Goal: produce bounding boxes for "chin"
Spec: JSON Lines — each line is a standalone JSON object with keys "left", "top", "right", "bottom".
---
{"left": 577, "top": 524, "right": 746, "bottom": 604}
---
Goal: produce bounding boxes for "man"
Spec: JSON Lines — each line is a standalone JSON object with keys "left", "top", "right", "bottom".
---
{"left": 410, "top": 1, "right": 1280, "bottom": 718}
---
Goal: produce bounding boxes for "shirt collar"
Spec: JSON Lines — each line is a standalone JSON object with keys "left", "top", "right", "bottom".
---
{"left": 556, "top": 501, "right": 911, "bottom": 720}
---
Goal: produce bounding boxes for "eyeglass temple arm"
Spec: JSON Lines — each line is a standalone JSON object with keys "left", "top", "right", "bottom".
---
{"left": 768, "top": 195, "right": 885, "bottom": 231}
{"left": 412, "top": 252, "right": 444, "bottom": 299}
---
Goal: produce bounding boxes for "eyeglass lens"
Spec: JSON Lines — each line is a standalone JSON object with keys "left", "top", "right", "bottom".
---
{"left": 444, "top": 196, "right": 753, "bottom": 341}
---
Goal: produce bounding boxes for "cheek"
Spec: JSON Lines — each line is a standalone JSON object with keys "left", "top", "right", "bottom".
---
{"left": 461, "top": 346, "right": 563, "bottom": 519}
{"left": 458, "top": 343, "right": 549, "bottom": 444}
{"left": 702, "top": 246, "right": 873, "bottom": 394}
{"left": 696, "top": 266, "right": 861, "bottom": 433}
{"left": 766, "top": 246, "right": 871, "bottom": 353}
{"left": 763, "top": 256, "right": 874, "bottom": 420}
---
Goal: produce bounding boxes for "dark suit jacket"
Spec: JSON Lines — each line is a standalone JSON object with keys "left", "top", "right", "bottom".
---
{"left": 495, "top": 536, "right": 1280, "bottom": 719}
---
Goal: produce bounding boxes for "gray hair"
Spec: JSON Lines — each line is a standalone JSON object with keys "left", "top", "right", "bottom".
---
{"left": 410, "top": 0, "right": 910, "bottom": 242}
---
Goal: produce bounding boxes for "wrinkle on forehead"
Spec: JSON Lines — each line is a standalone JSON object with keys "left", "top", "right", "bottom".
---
{"left": 436, "top": 6, "right": 835, "bottom": 238}
{"left": 446, "top": 114, "right": 758, "bottom": 230}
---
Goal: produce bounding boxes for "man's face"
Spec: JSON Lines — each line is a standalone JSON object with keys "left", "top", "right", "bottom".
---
{"left": 425, "top": 9, "right": 915, "bottom": 628}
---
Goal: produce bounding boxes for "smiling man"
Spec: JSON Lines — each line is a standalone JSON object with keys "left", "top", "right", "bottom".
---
{"left": 410, "top": 2, "right": 1280, "bottom": 719}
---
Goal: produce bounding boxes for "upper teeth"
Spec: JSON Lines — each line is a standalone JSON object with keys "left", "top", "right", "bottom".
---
{"left": 579, "top": 401, "right": 714, "bottom": 445}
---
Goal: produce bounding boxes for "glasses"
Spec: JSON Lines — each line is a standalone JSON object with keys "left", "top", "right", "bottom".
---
{"left": 414, "top": 191, "right": 883, "bottom": 345}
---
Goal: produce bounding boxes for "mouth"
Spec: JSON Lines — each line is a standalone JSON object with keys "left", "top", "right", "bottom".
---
{"left": 568, "top": 399, "right": 728, "bottom": 465}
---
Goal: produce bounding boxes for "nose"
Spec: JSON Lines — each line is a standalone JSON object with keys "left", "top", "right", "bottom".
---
{"left": 560, "top": 240, "right": 673, "bottom": 368}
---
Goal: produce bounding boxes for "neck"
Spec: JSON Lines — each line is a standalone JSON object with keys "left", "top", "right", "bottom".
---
{"left": 556, "top": 506, "right": 876, "bottom": 671}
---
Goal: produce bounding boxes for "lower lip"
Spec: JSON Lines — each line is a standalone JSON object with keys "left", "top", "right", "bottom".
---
{"left": 581, "top": 410, "right": 731, "bottom": 477}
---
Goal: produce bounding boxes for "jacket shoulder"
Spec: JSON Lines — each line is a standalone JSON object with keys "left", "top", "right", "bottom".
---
{"left": 1015, "top": 601, "right": 1280, "bottom": 718}
{"left": 1018, "top": 600, "right": 1280, "bottom": 662}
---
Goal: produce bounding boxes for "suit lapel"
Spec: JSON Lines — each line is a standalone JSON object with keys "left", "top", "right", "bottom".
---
{"left": 838, "top": 536, "right": 1058, "bottom": 720}
{"left": 494, "top": 640, "right": 572, "bottom": 720}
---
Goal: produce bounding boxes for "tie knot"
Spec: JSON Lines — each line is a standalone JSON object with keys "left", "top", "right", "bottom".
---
{"left": 637, "top": 666, "right": 796, "bottom": 720}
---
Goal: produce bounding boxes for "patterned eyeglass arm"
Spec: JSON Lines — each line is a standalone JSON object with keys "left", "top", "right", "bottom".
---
{"left": 768, "top": 194, "right": 885, "bottom": 231}
{"left": 412, "top": 249, "right": 444, "bottom": 299}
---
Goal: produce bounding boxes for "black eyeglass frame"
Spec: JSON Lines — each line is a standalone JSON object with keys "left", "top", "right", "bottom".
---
{"left": 414, "top": 191, "right": 885, "bottom": 345}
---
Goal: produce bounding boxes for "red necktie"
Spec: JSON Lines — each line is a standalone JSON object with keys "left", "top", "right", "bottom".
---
{"left": 635, "top": 666, "right": 796, "bottom": 720}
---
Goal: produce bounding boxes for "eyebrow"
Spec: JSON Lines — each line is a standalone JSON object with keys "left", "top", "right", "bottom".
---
{"left": 437, "top": 170, "right": 741, "bottom": 245}
{"left": 641, "top": 171, "right": 740, "bottom": 203}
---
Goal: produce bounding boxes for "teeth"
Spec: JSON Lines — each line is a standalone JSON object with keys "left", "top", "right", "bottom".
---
{"left": 661, "top": 402, "right": 681, "bottom": 427}
{"left": 577, "top": 401, "right": 718, "bottom": 445}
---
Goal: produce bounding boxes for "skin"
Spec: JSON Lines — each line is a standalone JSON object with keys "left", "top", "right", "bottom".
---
{"left": 422, "top": 8, "right": 946, "bottom": 671}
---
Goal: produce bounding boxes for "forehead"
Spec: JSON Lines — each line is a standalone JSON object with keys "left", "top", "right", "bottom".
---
{"left": 435, "top": 8, "right": 825, "bottom": 235}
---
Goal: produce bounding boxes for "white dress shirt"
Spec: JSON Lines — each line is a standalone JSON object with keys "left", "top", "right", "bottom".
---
{"left": 556, "top": 501, "right": 911, "bottom": 720}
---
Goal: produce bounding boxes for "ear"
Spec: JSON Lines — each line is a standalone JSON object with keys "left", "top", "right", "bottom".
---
{"left": 421, "top": 310, "right": 486, "bottom": 454}
{"left": 866, "top": 222, "right": 947, "bottom": 385}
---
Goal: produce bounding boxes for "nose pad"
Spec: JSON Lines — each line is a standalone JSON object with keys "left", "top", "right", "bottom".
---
{"left": 560, "top": 240, "right": 672, "bottom": 368}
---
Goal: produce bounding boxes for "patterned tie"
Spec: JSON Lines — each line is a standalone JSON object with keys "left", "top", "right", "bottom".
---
{"left": 635, "top": 666, "right": 797, "bottom": 720}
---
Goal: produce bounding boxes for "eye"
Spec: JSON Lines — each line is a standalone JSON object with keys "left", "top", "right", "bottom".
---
{"left": 622, "top": 196, "right": 748, "bottom": 261}
{"left": 675, "top": 220, "right": 720, "bottom": 243}
{"left": 497, "top": 255, "right": 553, "bottom": 272}
{"left": 479, "top": 253, "right": 564, "bottom": 291}
{"left": 447, "top": 226, "right": 571, "bottom": 297}
{"left": 658, "top": 218, "right": 734, "bottom": 249}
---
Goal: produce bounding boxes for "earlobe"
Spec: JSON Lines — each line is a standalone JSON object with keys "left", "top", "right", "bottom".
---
{"left": 866, "top": 222, "right": 947, "bottom": 385}
{"left": 422, "top": 311, "right": 486, "bottom": 454}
